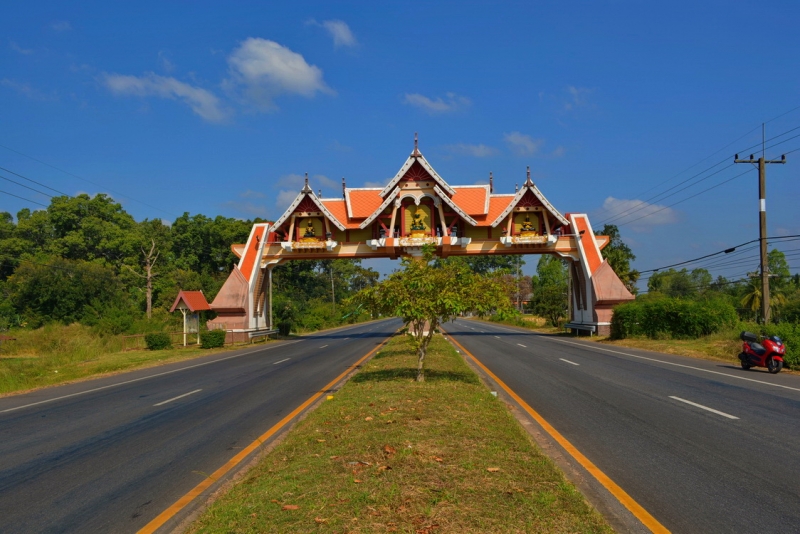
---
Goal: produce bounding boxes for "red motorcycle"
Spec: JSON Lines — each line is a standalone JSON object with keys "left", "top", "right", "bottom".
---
{"left": 739, "top": 331, "right": 785, "bottom": 374}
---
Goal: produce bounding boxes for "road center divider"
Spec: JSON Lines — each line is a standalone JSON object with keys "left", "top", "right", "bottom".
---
{"left": 442, "top": 327, "right": 670, "bottom": 534}
{"left": 138, "top": 328, "right": 397, "bottom": 534}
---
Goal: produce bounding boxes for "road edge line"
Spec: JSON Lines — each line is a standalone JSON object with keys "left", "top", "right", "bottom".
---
{"left": 137, "top": 330, "right": 396, "bottom": 534}
{"left": 444, "top": 331, "right": 669, "bottom": 534}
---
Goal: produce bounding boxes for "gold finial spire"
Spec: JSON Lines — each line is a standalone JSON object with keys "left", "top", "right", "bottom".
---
{"left": 412, "top": 132, "right": 421, "bottom": 156}
{"left": 302, "top": 172, "right": 312, "bottom": 193}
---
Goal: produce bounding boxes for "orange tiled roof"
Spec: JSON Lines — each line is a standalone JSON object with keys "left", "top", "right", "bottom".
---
{"left": 169, "top": 290, "right": 211, "bottom": 312}
{"left": 346, "top": 189, "right": 384, "bottom": 218}
{"left": 473, "top": 196, "right": 515, "bottom": 226}
{"left": 321, "top": 199, "right": 362, "bottom": 229}
{"left": 450, "top": 186, "right": 488, "bottom": 216}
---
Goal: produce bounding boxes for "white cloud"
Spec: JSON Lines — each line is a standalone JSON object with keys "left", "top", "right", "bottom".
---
{"left": 444, "top": 143, "right": 498, "bottom": 158}
{"left": 307, "top": 19, "right": 357, "bottom": 48}
{"left": 403, "top": 92, "right": 471, "bottom": 114}
{"left": 51, "top": 21, "right": 72, "bottom": 32}
{"left": 1, "top": 79, "right": 57, "bottom": 101}
{"left": 226, "top": 38, "right": 333, "bottom": 110}
{"left": 565, "top": 86, "right": 592, "bottom": 110}
{"left": 103, "top": 72, "right": 229, "bottom": 123}
{"left": 158, "top": 51, "right": 175, "bottom": 73}
{"left": 363, "top": 180, "right": 389, "bottom": 188}
{"left": 221, "top": 199, "right": 269, "bottom": 218}
{"left": 276, "top": 189, "right": 298, "bottom": 207}
{"left": 504, "top": 132, "right": 543, "bottom": 156}
{"left": 596, "top": 197, "right": 678, "bottom": 231}
{"left": 9, "top": 41, "right": 34, "bottom": 55}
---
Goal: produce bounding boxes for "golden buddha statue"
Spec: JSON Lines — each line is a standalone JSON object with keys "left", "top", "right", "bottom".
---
{"left": 409, "top": 209, "right": 427, "bottom": 238}
{"left": 520, "top": 215, "right": 537, "bottom": 236}
{"left": 302, "top": 219, "right": 318, "bottom": 241}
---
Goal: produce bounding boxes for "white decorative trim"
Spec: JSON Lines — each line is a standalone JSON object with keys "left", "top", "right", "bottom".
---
{"left": 433, "top": 185, "right": 478, "bottom": 226}
{"left": 359, "top": 188, "right": 400, "bottom": 229}
{"left": 489, "top": 183, "right": 569, "bottom": 228}
{"left": 282, "top": 240, "right": 339, "bottom": 252}
{"left": 273, "top": 191, "right": 347, "bottom": 232}
{"left": 379, "top": 152, "right": 456, "bottom": 198}
{"left": 500, "top": 234, "right": 557, "bottom": 247}
{"left": 344, "top": 187, "right": 382, "bottom": 219}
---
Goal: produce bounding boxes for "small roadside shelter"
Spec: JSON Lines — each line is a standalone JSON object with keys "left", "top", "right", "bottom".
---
{"left": 170, "top": 291, "right": 211, "bottom": 346}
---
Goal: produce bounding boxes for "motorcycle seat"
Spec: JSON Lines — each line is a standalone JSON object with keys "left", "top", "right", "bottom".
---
{"left": 749, "top": 342, "right": 767, "bottom": 356}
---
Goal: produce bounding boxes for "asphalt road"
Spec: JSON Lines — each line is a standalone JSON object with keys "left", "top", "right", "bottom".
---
{"left": 445, "top": 320, "right": 800, "bottom": 533}
{"left": 0, "top": 318, "right": 401, "bottom": 534}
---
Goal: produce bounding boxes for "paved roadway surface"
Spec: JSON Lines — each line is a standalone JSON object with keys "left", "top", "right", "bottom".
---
{"left": 0, "top": 318, "right": 401, "bottom": 533}
{"left": 445, "top": 319, "right": 800, "bottom": 533}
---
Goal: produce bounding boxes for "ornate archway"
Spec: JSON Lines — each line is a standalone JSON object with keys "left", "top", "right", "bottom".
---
{"left": 207, "top": 138, "right": 633, "bottom": 338}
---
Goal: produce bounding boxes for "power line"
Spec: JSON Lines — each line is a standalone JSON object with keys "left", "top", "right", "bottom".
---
{"left": 0, "top": 144, "right": 176, "bottom": 218}
{"left": 0, "top": 173, "right": 53, "bottom": 199}
{"left": 0, "top": 189, "right": 49, "bottom": 207}
{"left": 638, "top": 234, "right": 800, "bottom": 273}
{"left": 599, "top": 120, "right": 800, "bottom": 226}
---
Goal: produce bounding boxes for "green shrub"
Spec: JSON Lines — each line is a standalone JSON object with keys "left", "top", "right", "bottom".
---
{"left": 742, "top": 321, "right": 800, "bottom": 369}
{"left": 201, "top": 329, "right": 226, "bottom": 349}
{"left": 277, "top": 321, "right": 292, "bottom": 336}
{"left": 144, "top": 332, "right": 172, "bottom": 351}
{"left": 611, "top": 297, "right": 737, "bottom": 340}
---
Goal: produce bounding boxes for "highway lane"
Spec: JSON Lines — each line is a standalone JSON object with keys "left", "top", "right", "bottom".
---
{"left": 445, "top": 319, "right": 800, "bottom": 533}
{"left": 0, "top": 318, "right": 402, "bottom": 533}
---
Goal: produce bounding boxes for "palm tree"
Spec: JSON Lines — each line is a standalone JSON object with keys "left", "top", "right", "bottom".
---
{"left": 741, "top": 277, "right": 787, "bottom": 322}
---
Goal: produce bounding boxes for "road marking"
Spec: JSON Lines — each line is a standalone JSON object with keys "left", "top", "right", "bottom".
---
{"left": 343, "top": 338, "right": 349, "bottom": 341}
{"left": 469, "top": 320, "right": 800, "bottom": 395}
{"left": 669, "top": 396, "right": 739, "bottom": 420}
{"left": 138, "top": 329, "right": 397, "bottom": 534}
{"left": 443, "top": 330, "right": 669, "bottom": 534}
{"left": 517, "top": 343, "right": 527, "bottom": 348}
{"left": 153, "top": 389, "right": 202, "bottom": 407}
{"left": 0, "top": 340, "right": 302, "bottom": 414}
{"left": 273, "top": 358, "right": 290, "bottom": 365}
{"left": 319, "top": 345, "right": 328, "bottom": 348}
{"left": 552, "top": 337, "right": 800, "bottom": 394}
{"left": 560, "top": 358, "right": 579, "bottom": 366}
{"left": 494, "top": 336, "right": 500, "bottom": 339}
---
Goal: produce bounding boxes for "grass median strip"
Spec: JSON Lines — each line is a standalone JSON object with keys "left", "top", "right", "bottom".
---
{"left": 189, "top": 334, "right": 611, "bottom": 533}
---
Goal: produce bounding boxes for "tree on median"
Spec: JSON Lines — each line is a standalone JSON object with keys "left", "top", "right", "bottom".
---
{"left": 349, "top": 245, "right": 512, "bottom": 382}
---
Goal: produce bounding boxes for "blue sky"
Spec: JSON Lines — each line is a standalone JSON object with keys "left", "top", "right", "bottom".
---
{"left": 2, "top": 1, "right": 799, "bottom": 281}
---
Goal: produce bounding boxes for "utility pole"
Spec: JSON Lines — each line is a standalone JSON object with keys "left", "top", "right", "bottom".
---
{"left": 734, "top": 124, "right": 786, "bottom": 324}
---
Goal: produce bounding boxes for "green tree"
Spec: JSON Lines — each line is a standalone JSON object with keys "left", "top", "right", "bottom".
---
{"left": 647, "top": 268, "right": 711, "bottom": 298}
{"left": 596, "top": 224, "right": 639, "bottom": 293}
{"left": 351, "top": 246, "right": 512, "bottom": 381}
{"left": 530, "top": 255, "right": 569, "bottom": 326}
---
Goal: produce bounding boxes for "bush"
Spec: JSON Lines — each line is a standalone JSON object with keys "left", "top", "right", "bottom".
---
{"left": 611, "top": 297, "right": 737, "bottom": 339}
{"left": 277, "top": 321, "right": 292, "bottom": 336}
{"left": 145, "top": 332, "right": 172, "bottom": 351}
{"left": 744, "top": 321, "right": 800, "bottom": 369}
{"left": 201, "top": 329, "right": 226, "bottom": 349}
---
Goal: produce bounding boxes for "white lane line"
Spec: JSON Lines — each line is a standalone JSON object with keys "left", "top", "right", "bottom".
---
{"left": 343, "top": 338, "right": 349, "bottom": 341}
{"left": 319, "top": 345, "right": 329, "bottom": 348}
{"left": 560, "top": 358, "right": 579, "bottom": 366}
{"left": 154, "top": 389, "right": 202, "bottom": 407}
{"left": 0, "top": 340, "right": 302, "bottom": 414}
{"left": 517, "top": 343, "right": 527, "bottom": 348}
{"left": 669, "top": 396, "right": 739, "bottom": 420}
{"left": 494, "top": 336, "right": 500, "bottom": 339}
{"left": 273, "top": 358, "right": 290, "bottom": 365}
{"left": 552, "top": 338, "right": 800, "bottom": 394}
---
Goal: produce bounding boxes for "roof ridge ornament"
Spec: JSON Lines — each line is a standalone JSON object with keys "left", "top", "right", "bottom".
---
{"left": 411, "top": 132, "right": 421, "bottom": 157}
{"left": 525, "top": 166, "right": 534, "bottom": 187}
{"left": 302, "top": 172, "right": 312, "bottom": 193}
{"left": 342, "top": 177, "right": 346, "bottom": 199}
{"left": 489, "top": 171, "right": 493, "bottom": 193}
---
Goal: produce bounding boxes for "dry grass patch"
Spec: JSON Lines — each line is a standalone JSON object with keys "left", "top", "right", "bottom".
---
{"left": 190, "top": 334, "right": 611, "bottom": 533}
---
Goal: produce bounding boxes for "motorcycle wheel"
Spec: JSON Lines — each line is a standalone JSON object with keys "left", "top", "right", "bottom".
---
{"left": 767, "top": 357, "right": 783, "bottom": 374}
{"left": 739, "top": 353, "right": 751, "bottom": 370}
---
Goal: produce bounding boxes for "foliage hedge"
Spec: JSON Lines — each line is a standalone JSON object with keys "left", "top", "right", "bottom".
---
{"left": 201, "top": 329, "right": 226, "bottom": 348}
{"left": 277, "top": 321, "right": 292, "bottom": 336}
{"left": 611, "top": 297, "right": 737, "bottom": 339}
{"left": 144, "top": 332, "right": 172, "bottom": 351}
{"left": 751, "top": 322, "right": 800, "bottom": 369}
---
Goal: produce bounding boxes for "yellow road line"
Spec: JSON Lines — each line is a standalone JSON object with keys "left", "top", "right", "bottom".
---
{"left": 444, "top": 331, "right": 670, "bottom": 534}
{"left": 138, "top": 332, "right": 394, "bottom": 534}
